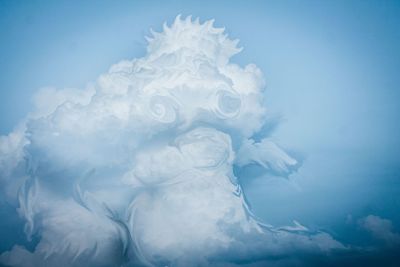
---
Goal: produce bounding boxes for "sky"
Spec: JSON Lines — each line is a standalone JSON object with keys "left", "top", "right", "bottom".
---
{"left": 0, "top": 1, "right": 400, "bottom": 266}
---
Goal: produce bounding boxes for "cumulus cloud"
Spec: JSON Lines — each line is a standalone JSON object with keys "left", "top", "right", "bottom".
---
{"left": 359, "top": 215, "right": 400, "bottom": 246}
{"left": 0, "top": 15, "right": 344, "bottom": 267}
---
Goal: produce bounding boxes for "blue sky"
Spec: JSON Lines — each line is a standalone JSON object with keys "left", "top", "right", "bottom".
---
{"left": 1, "top": 0, "right": 400, "bottom": 266}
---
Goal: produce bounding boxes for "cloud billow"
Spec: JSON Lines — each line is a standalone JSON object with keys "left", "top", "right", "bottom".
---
{"left": 0, "top": 16, "right": 344, "bottom": 267}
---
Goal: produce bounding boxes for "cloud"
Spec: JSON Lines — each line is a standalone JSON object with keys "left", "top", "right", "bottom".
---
{"left": 359, "top": 215, "right": 400, "bottom": 246}
{"left": 0, "top": 15, "right": 344, "bottom": 267}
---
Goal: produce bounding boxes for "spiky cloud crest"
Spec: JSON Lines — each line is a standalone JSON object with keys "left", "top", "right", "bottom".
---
{"left": 146, "top": 15, "right": 242, "bottom": 66}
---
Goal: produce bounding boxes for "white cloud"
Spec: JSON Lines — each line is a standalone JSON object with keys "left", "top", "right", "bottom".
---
{"left": 0, "top": 15, "right": 344, "bottom": 267}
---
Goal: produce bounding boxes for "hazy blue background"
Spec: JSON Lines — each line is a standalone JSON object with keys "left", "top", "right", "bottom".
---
{"left": 1, "top": 0, "right": 399, "bottom": 263}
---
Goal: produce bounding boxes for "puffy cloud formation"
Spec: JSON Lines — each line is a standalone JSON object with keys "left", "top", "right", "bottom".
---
{"left": 359, "top": 215, "right": 400, "bottom": 246}
{"left": 0, "top": 16, "right": 344, "bottom": 267}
